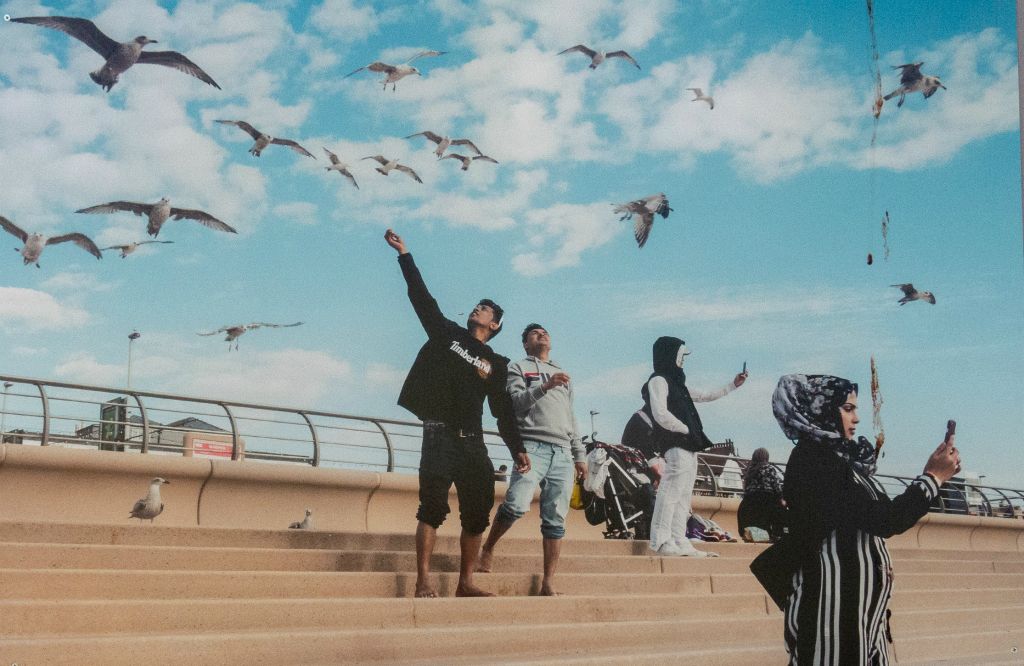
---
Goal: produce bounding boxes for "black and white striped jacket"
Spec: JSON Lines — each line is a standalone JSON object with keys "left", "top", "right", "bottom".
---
{"left": 782, "top": 443, "right": 939, "bottom": 665}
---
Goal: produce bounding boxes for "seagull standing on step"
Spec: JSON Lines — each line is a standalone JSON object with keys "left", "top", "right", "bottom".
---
{"left": 0, "top": 215, "right": 102, "bottom": 267}
{"left": 11, "top": 16, "right": 220, "bottom": 92}
{"left": 322, "top": 148, "right": 359, "bottom": 189}
{"left": 129, "top": 477, "right": 169, "bottom": 523}
{"left": 687, "top": 88, "right": 715, "bottom": 109}
{"left": 883, "top": 62, "right": 946, "bottom": 107}
{"left": 198, "top": 321, "right": 304, "bottom": 351}
{"left": 344, "top": 50, "right": 447, "bottom": 91}
{"left": 289, "top": 508, "right": 314, "bottom": 530}
{"left": 362, "top": 156, "right": 423, "bottom": 183}
{"left": 405, "top": 131, "right": 483, "bottom": 158}
{"left": 441, "top": 153, "right": 499, "bottom": 171}
{"left": 215, "top": 120, "right": 315, "bottom": 159}
{"left": 612, "top": 193, "right": 672, "bottom": 248}
{"left": 76, "top": 198, "right": 237, "bottom": 238}
{"left": 891, "top": 283, "right": 936, "bottom": 305}
{"left": 102, "top": 240, "right": 174, "bottom": 258}
{"left": 558, "top": 44, "right": 640, "bottom": 70}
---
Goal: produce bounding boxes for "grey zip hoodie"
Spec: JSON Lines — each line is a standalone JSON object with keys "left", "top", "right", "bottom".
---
{"left": 506, "top": 356, "right": 585, "bottom": 463}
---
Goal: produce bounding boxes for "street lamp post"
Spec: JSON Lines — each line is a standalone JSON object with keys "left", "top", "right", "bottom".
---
{"left": 127, "top": 331, "right": 140, "bottom": 389}
{"left": 589, "top": 410, "right": 600, "bottom": 440}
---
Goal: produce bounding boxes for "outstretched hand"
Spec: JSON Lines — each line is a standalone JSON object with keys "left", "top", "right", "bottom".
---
{"left": 384, "top": 228, "right": 407, "bottom": 254}
{"left": 733, "top": 371, "right": 749, "bottom": 387}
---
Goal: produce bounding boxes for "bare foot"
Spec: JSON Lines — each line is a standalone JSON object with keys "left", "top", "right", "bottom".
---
{"left": 539, "top": 583, "right": 561, "bottom": 596}
{"left": 476, "top": 548, "right": 493, "bottom": 573}
{"left": 455, "top": 582, "right": 495, "bottom": 597}
{"left": 414, "top": 582, "right": 438, "bottom": 598}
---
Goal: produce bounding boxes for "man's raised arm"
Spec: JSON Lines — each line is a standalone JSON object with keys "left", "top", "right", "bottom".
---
{"left": 385, "top": 228, "right": 447, "bottom": 339}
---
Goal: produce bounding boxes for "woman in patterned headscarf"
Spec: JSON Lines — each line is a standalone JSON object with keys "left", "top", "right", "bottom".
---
{"left": 772, "top": 374, "right": 959, "bottom": 665}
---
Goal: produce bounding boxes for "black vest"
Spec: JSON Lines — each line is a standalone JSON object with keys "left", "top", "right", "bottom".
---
{"left": 641, "top": 374, "right": 714, "bottom": 453}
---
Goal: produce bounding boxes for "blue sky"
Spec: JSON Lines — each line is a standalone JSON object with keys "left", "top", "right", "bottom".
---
{"left": 1, "top": 0, "right": 1021, "bottom": 487}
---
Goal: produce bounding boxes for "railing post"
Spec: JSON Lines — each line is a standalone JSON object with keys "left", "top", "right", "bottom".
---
{"left": 370, "top": 420, "right": 395, "bottom": 472}
{"left": 37, "top": 383, "right": 50, "bottom": 446}
{"left": 698, "top": 455, "right": 718, "bottom": 495}
{"left": 130, "top": 393, "right": 150, "bottom": 454}
{"left": 219, "top": 403, "right": 240, "bottom": 460}
{"left": 298, "top": 412, "right": 319, "bottom": 467}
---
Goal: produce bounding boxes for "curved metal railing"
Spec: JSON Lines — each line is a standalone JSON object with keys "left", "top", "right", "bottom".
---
{"left": 1, "top": 373, "right": 1021, "bottom": 518}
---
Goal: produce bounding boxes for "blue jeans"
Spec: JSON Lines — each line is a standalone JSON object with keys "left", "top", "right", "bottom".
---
{"left": 495, "top": 439, "right": 575, "bottom": 539}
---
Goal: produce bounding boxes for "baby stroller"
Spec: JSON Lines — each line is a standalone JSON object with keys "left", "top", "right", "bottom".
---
{"left": 582, "top": 438, "right": 656, "bottom": 540}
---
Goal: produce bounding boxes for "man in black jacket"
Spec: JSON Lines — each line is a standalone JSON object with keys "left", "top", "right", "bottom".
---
{"left": 385, "top": 228, "right": 529, "bottom": 598}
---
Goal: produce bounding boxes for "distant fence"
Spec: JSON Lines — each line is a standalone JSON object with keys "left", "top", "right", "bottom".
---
{"left": 1, "top": 373, "right": 1022, "bottom": 519}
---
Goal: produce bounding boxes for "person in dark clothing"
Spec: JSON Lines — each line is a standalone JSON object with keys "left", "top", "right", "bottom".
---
{"left": 738, "top": 447, "right": 786, "bottom": 541}
{"left": 642, "top": 335, "right": 746, "bottom": 556}
{"left": 771, "top": 374, "right": 960, "bottom": 665}
{"left": 385, "top": 228, "right": 529, "bottom": 598}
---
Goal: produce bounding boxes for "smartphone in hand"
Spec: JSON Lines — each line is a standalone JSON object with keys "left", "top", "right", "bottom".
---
{"left": 742, "top": 361, "right": 747, "bottom": 374}
{"left": 944, "top": 419, "right": 956, "bottom": 445}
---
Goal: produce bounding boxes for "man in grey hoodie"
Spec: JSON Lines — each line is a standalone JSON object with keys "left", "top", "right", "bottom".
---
{"left": 477, "top": 323, "right": 587, "bottom": 595}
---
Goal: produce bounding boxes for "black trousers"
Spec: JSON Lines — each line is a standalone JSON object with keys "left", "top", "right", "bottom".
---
{"left": 416, "top": 421, "right": 495, "bottom": 534}
{"left": 738, "top": 490, "right": 787, "bottom": 540}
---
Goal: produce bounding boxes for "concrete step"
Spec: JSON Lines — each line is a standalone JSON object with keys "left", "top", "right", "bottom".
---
{"left": 712, "top": 571, "right": 1024, "bottom": 594}
{"left": 0, "top": 616, "right": 782, "bottom": 665}
{"left": 0, "top": 569, "right": 718, "bottom": 600}
{"left": 0, "top": 592, "right": 772, "bottom": 638}
{"left": 897, "top": 627, "right": 1024, "bottom": 663}
{"left": 4, "top": 522, "right": 1021, "bottom": 562}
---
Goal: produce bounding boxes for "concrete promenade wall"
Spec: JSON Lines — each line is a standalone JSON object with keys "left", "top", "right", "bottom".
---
{"left": 1, "top": 444, "right": 1021, "bottom": 551}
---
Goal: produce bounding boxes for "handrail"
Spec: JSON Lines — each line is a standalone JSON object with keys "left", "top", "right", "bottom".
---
{"left": 1, "top": 373, "right": 1022, "bottom": 518}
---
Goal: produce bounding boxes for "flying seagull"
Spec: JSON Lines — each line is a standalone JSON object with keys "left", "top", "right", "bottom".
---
{"left": 558, "top": 45, "right": 640, "bottom": 70}
{"left": 198, "top": 321, "right": 304, "bottom": 351}
{"left": 344, "top": 50, "right": 447, "bottom": 91}
{"left": 323, "top": 148, "right": 359, "bottom": 189}
{"left": 405, "top": 131, "right": 483, "bottom": 158}
{"left": 76, "top": 198, "right": 236, "bottom": 238}
{"left": 441, "top": 153, "right": 499, "bottom": 171}
{"left": 892, "top": 283, "right": 936, "bottom": 305}
{"left": 215, "top": 120, "right": 315, "bottom": 159}
{"left": 0, "top": 215, "right": 102, "bottom": 267}
{"left": 687, "top": 87, "right": 714, "bottom": 109}
{"left": 612, "top": 193, "right": 672, "bottom": 248}
{"left": 129, "top": 477, "right": 169, "bottom": 523}
{"left": 11, "top": 16, "right": 220, "bottom": 92}
{"left": 883, "top": 62, "right": 946, "bottom": 108}
{"left": 102, "top": 240, "right": 174, "bottom": 258}
{"left": 361, "top": 156, "right": 423, "bottom": 183}
{"left": 289, "top": 508, "right": 314, "bottom": 530}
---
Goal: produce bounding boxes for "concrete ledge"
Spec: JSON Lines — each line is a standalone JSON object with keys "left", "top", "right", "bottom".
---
{"left": 1, "top": 445, "right": 1020, "bottom": 551}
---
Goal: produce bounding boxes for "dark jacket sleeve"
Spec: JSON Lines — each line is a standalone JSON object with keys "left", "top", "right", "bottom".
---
{"left": 784, "top": 445, "right": 937, "bottom": 543}
{"left": 487, "top": 359, "right": 525, "bottom": 456}
{"left": 397, "top": 253, "right": 449, "bottom": 340}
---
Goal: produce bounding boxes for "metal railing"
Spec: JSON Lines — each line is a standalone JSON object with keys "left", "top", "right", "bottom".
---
{"left": 1, "top": 373, "right": 1021, "bottom": 519}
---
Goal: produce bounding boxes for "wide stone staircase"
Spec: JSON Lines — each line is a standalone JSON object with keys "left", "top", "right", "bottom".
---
{"left": 1, "top": 521, "right": 1022, "bottom": 664}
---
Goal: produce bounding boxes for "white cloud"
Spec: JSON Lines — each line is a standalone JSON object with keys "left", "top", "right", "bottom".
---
{"left": 308, "top": 0, "right": 382, "bottom": 41}
{"left": 0, "top": 287, "right": 90, "bottom": 331}
{"left": 53, "top": 352, "right": 123, "bottom": 386}
{"left": 512, "top": 202, "right": 618, "bottom": 275}
{"left": 39, "top": 271, "right": 117, "bottom": 293}
{"left": 365, "top": 362, "right": 406, "bottom": 392}
{"left": 273, "top": 201, "right": 320, "bottom": 226}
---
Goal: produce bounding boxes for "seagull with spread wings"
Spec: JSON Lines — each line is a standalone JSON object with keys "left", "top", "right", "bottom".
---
{"left": 0, "top": 215, "right": 102, "bottom": 267}
{"left": 215, "top": 120, "right": 315, "bottom": 159}
{"left": 405, "top": 131, "right": 483, "bottom": 158}
{"left": 687, "top": 87, "right": 715, "bottom": 109}
{"left": 441, "top": 153, "right": 499, "bottom": 172}
{"left": 102, "top": 240, "right": 174, "bottom": 258}
{"left": 891, "top": 283, "right": 936, "bottom": 305}
{"left": 883, "top": 62, "right": 946, "bottom": 108}
{"left": 323, "top": 148, "right": 359, "bottom": 189}
{"left": 198, "top": 321, "right": 304, "bottom": 351}
{"left": 11, "top": 15, "right": 219, "bottom": 92}
{"left": 558, "top": 44, "right": 640, "bottom": 70}
{"left": 362, "top": 156, "right": 423, "bottom": 183}
{"left": 612, "top": 193, "right": 673, "bottom": 248}
{"left": 344, "top": 50, "right": 447, "bottom": 91}
{"left": 76, "top": 198, "right": 236, "bottom": 238}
